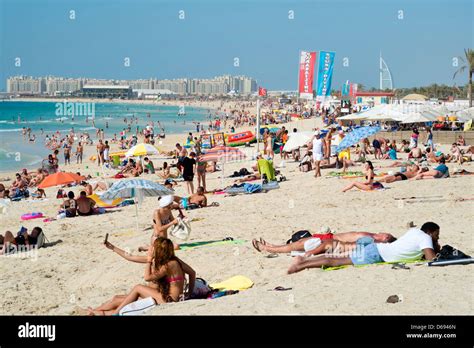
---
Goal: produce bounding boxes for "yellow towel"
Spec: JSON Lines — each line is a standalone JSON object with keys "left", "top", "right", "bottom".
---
{"left": 210, "top": 275, "right": 254, "bottom": 291}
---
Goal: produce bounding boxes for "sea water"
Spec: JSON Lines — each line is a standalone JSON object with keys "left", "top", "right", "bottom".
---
{"left": 0, "top": 101, "right": 212, "bottom": 172}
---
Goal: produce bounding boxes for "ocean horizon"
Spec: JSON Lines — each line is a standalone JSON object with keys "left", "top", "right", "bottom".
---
{"left": 0, "top": 100, "right": 212, "bottom": 172}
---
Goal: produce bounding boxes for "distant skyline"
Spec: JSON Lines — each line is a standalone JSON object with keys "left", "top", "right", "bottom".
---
{"left": 0, "top": 0, "right": 472, "bottom": 91}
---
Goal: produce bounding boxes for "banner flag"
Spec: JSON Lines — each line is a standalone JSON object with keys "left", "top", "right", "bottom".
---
{"left": 298, "top": 51, "right": 316, "bottom": 99}
{"left": 316, "top": 51, "right": 336, "bottom": 102}
{"left": 258, "top": 87, "right": 267, "bottom": 97}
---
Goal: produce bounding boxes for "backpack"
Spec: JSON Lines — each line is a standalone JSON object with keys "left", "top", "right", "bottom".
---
{"left": 286, "top": 230, "right": 312, "bottom": 244}
{"left": 434, "top": 245, "right": 471, "bottom": 262}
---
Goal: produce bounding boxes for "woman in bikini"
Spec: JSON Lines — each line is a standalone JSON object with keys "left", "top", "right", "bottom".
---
{"left": 87, "top": 237, "right": 196, "bottom": 315}
{"left": 341, "top": 161, "right": 384, "bottom": 192}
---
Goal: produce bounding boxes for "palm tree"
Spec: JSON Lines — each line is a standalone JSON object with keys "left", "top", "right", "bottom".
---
{"left": 453, "top": 48, "right": 474, "bottom": 107}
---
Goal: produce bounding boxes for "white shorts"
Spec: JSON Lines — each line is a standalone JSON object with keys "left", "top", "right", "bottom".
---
{"left": 313, "top": 153, "right": 323, "bottom": 161}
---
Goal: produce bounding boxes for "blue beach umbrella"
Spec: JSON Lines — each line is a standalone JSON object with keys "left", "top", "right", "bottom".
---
{"left": 336, "top": 126, "right": 381, "bottom": 153}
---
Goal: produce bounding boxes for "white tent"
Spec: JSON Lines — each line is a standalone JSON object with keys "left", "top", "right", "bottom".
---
{"left": 401, "top": 112, "right": 435, "bottom": 124}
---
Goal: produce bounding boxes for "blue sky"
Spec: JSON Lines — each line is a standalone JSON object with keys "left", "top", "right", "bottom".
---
{"left": 0, "top": 0, "right": 472, "bottom": 91}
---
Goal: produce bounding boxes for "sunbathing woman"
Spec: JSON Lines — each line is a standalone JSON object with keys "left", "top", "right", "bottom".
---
{"left": 252, "top": 231, "right": 395, "bottom": 256}
{"left": 0, "top": 227, "right": 43, "bottom": 255}
{"left": 416, "top": 157, "right": 450, "bottom": 179}
{"left": 379, "top": 164, "right": 420, "bottom": 183}
{"left": 341, "top": 161, "right": 383, "bottom": 192}
{"left": 87, "top": 237, "right": 196, "bottom": 315}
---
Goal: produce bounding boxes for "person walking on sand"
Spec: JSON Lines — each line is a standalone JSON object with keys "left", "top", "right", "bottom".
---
{"left": 96, "top": 139, "right": 105, "bottom": 166}
{"left": 310, "top": 131, "right": 324, "bottom": 178}
{"left": 76, "top": 142, "right": 83, "bottom": 164}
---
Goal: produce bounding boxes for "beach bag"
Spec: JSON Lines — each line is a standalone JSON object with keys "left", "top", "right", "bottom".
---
{"left": 286, "top": 230, "right": 312, "bottom": 244}
{"left": 170, "top": 218, "right": 191, "bottom": 240}
{"left": 434, "top": 245, "right": 471, "bottom": 262}
{"left": 119, "top": 297, "right": 156, "bottom": 316}
{"left": 188, "top": 278, "right": 212, "bottom": 299}
{"left": 299, "top": 162, "right": 312, "bottom": 172}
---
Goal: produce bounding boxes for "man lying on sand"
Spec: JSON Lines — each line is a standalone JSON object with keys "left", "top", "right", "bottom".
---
{"left": 379, "top": 164, "right": 420, "bottom": 183}
{"left": 287, "top": 222, "right": 441, "bottom": 274}
{"left": 416, "top": 158, "right": 450, "bottom": 179}
{"left": 84, "top": 237, "right": 195, "bottom": 315}
{"left": 252, "top": 231, "right": 396, "bottom": 256}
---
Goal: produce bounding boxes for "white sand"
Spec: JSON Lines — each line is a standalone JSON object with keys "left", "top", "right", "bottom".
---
{"left": 0, "top": 106, "right": 473, "bottom": 315}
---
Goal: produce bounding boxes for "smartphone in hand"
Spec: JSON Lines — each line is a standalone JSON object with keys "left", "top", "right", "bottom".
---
{"left": 104, "top": 233, "right": 109, "bottom": 244}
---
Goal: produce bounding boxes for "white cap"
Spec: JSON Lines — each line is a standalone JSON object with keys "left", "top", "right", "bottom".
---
{"left": 314, "top": 131, "right": 320, "bottom": 136}
{"left": 319, "top": 226, "right": 332, "bottom": 234}
{"left": 159, "top": 195, "right": 174, "bottom": 208}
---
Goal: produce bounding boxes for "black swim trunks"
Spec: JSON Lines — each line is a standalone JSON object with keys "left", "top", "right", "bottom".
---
{"left": 394, "top": 172, "right": 408, "bottom": 180}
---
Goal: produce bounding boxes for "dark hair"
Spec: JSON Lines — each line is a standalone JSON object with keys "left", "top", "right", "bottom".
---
{"left": 189, "top": 152, "right": 196, "bottom": 157}
{"left": 144, "top": 157, "right": 149, "bottom": 161}
{"left": 68, "top": 191, "right": 75, "bottom": 199}
{"left": 421, "top": 222, "right": 440, "bottom": 234}
{"left": 32, "top": 226, "right": 42, "bottom": 234}
{"left": 366, "top": 160, "right": 374, "bottom": 170}
{"left": 163, "top": 162, "right": 168, "bottom": 169}
{"left": 80, "top": 191, "right": 87, "bottom": 196}
{"left": 439, "top": 157, "right": 445, "bottom": 164}
{"left": 176, "top": 143, "right": 181, "bottom": 147}
{"left": 426, "top": 147, "right": 431, "bottom": 153}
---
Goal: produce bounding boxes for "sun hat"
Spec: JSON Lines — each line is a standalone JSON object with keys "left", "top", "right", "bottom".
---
{"left": 159, "top": 195, "right": 174, "bottom": 208}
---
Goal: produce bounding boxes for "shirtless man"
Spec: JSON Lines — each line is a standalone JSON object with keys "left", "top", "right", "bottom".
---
{"left": 408, "top": 146, "right": 422, "bottom": 159}
{"left": 425, "top": 147, "right": 443, "bottom": 163}
{"left": 252, "top": 231, "right": 396, "bottom": 257}
{"left": 75, "top": 191, "right": 96, "bottom": 216}
{"left": 175, "top": 143, "right": 187, "bottom": 172}
{"left": 10, "top": 173, "right": 27, "bottom": 191}
{"left": 173, "top": 186, "right": 208, "bottom": 209}
{"left": 379, "top": 164, "right": 420, "bottom": 183}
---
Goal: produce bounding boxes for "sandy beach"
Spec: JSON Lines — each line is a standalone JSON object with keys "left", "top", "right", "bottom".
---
{"left": 0, "top": 103, "right": 473, "bottom": 316}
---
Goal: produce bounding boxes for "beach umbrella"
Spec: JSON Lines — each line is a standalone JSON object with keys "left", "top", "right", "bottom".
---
{"left": 101, "top": 179, "right": 174, "bottom": 232}
{"left": 199, "top": 146, "right": 246, "bottom": 186}
{"left": 125, "top": 143, "right": 159, "bottom": 157}
{"left": 38, "top": 172, "right": 84, "bottom": 189}
{"left": 101, "top": 179, "right": 173, "bottom": 200}
{"left": 336, "top": 126, "right": 381, "bottom": 153}
{"left": 401, "top": 112, "right": 436, "bottom": 124}
{"left": 282, "top": 131, "right": 313, "bottom": 152}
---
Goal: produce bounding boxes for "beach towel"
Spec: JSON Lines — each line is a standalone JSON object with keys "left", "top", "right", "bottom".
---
{"left": 179, "top": 238, "right": 246, "bottom": 251}
{"left": 257, "top": 159, "right": 275, "bottom": 181}
{"left": 224, "top": 181, "right": 279, "bottom": 195}
{"left": 210, "top": 275, "right": 254, "bottom": 291}
{"left": 322, "top": 259, "right": 423, "bottom": 271}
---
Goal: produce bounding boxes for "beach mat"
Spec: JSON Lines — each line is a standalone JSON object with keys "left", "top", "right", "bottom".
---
{"left": 178, "top": 238, "right": 246, "bottom": 251}
{"left": 224, "top": 181, "right": 279, "bottom": 194}
{"left": 322, "top": 259, "right": 424, "bottom": 271}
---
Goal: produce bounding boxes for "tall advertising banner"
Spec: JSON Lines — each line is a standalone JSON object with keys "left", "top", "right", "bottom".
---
{"left": 298, "top": 51, "right": 316, "bottom": 100}
{"left": 316, "top": 51, "right": 336, "bottom": 103}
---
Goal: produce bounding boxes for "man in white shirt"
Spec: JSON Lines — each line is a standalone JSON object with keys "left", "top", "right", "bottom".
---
{"left": 310, "top": 131, "right": 325, "bottom": 178}
{"left": 288, "top": 222, "right": 440, "bottom": 274}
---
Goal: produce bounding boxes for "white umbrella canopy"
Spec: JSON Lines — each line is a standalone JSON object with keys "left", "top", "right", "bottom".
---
{"left": 455, "top": 107, "right": 474, "bottom": 122}
{"left": 401, "top": 112, "right": 435, "bottom": 124}
{"left": 337, "top": 112, "right": 368, "bottom": 121}
{"left": 282, "top": 131, "right": 313, "bottom": 152}
{"left": 363, "top": 105, "right": 407, "bottom": 121}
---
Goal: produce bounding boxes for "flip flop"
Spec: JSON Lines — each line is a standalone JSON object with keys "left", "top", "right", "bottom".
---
{"left": 268, "top": 286, "right": 292, "bottom": 291}
{"left": 391, "top": 263, "right": 410, "bottom": 270}
{"left": 252, "top": 239, "right": 262, "bottom": 252}
{"left": 210, "top": 202, "right": 220, "bottom": 207}
{"left": 265, "top": 253, "right": 278, "bottom": 258}
{"left": 222, "top": 237, "right": 234, "bottom": 241}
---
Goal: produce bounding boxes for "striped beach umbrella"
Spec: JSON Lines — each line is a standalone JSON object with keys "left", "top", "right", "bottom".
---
{"left": 336, "top": 126, "right": 381, "bottom": 153}
{"left": 101, "top": 179, "right": 173, "bottom": 200}
{"left": 199, "top": 146, "right": 246, "bottom": 163}
{"left": 101, "top": 179, "right": 174, "bottom": 232}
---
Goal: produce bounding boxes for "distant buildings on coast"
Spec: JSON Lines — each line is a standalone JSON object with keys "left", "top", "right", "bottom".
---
{"left": 5, "top": 75, "right": 258, "bottom": 99}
